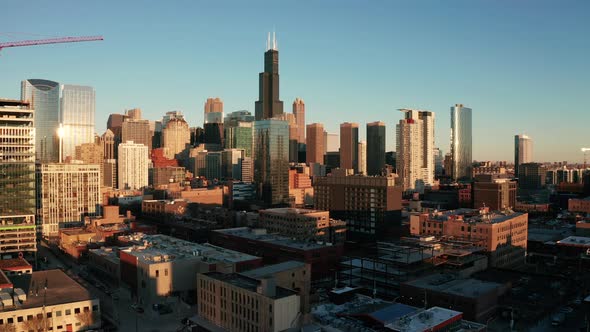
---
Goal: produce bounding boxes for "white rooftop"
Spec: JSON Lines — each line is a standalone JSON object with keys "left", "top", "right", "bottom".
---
{"left": 557, "top": 236, "right": 590, "bottom": 247}
{"left": 386, "top": 306, "right": 462, "bottom": 332}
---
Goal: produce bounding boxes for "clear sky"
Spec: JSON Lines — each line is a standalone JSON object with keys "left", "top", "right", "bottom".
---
{"left": 1, "top": 0, "right": 588, "bottom": 162}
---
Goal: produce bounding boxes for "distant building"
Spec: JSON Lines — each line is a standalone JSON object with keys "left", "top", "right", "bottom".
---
{"left": 163, "top": 118, "right": 190, "bottom": 159}
{"left": 396, "top": 109, "right": 435, "bottom": 192}
{"left": 0, "top": 99, "right": 37, "bottom": 255}
{"left": 118, "top": 141, "right": 149, "bottom": 190}
{"left": 518, "top": 162, "right": 546, "bottom": 189}
{"left": 568, "top": 197, "right": 590, "bottom": 214}
{"left": 253, "top": 120, "right": 290, "bottom": 206}
{"left": 204, "top": 97, "right": 223, "bottom": 114}
{"left": 293, "top": 98, "right": 305, "bottom": 144}
{"left": 101, "top": 129, "right": 115, "bottom": 160}
{"left": 357, "top": 140, "right": 367, "bottom": 176}
{"left": 197, "top": 272, "right": 300, "bottom": 332}
{"left": 21, "top": 79, "right": 60, "bottom": 161}
{"left": 473, "top": 175, "right": 517, "bottom": 210}
{"left": 255, "top": 33, "right": 283, "bottom": 120}
{"left": 225, "top": 121, "right": 253, "bottom": 157}
{"left": 514, "top": 134, "right": 533, "bottom": 178}
{"left": 0, "top": 269, "right": 101, "bottom": 331}
{"left": 150, "top": 166, "right": 186, "bottom": 187}
{"left": 259, "top": 208, "right": 346, "bottom": 244}
{"left": 306, "top": 123, "right": 325, "bottom": 165}
{"left": 37, "top": 163, "right": 101, "bottom": 239}
{"left": 122, "top": 118, "right": 152, "bottom": 154}
{"left": 325, "top": 132, "right": 339, "bottom": 153}
{"left": 222, "top": 149, "right": 245, "bottom": 180}
{"left": 450, "top": 104, "right": 472, "bottom": 180}
{"left": 366, "top": 121, "right": 386, "bottom": 176}
{"left": 410, "top": 208, "right": 528, "bottom": 268}
{"left": 313, "top": 172, "right": 402, "bottom": 241}
{"left": 339, "top": 122, "right": 359, "bottom": 173}
{"left": 204, "top": 122, "right": 224, "bottom": 151}
{"left": 205, "top": 151, "right": 222, "bottom": 180}
{"left": 289, "top": 168, "right": 313, "bottom": 207}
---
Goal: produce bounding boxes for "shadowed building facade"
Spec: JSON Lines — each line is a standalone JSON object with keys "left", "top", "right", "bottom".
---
{"left": 253, "top": 120, "right": 290, "bottom": 206}
{"left": 367, "top": 122, "right": 386, "bottom": 176}
{"left": 339, "top": 122, "right": 359, "bottom": 173}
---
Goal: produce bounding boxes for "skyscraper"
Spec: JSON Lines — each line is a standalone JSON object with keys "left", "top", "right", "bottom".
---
{"left": 118, "top": 141, "right": 149, "bottom": 190}
{"left": 163, "top": 118, "right": 191, "bottom": 159}
{"left": 101, "top": 129, "right": 115, "bottom": 160}
{"left": 396, "top": 109, "right": 435, "bottom": 192}
{"left": 0, "top": 99, "right": 37, "bottom": 255}
{"left": 450, "top": 104, "right": 472, "bottom": 180}
{"left": 122, "top": 119, "right": 152, "bottom": 153}
{"left": 358, "top": 140, "right": 367, "bottom": 175}
{"left": 37, "top": 163, "right": 101, "bottom": 239}
{"left": 59, "top": 84, "right": 96, "bottom": 160}
{"left": 306, "top": 123, "right": 325, "bottom": 164}
{"left": 293, "top": 98, "right": 305, "bottom": 144}
{"left": 225, "top": 121, "right": 253, "bottom": 157}
{"left": 255, "top": 33, "right": 284, "bottom": 120}
{"left": 204, "top": 97, "right": 224, "bottom": 114}
{"left": 253, "top": 119, "right": 289, "bottom": 206}
{"left": 514, "top": 134, "right": 533, "bottom": 178}
{"left": 21, "top": 79, "right": 60, "bottom": 161}
{"left": 340, "top": 122, "right": 359, "bottom": 172}
{"left": 275, "top": 113, "right": 298, "bottom": 162}
{"left": 366, "top": 121, "right": 386, "bottom": 176}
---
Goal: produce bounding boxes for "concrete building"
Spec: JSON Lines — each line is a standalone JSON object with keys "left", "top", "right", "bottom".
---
{"left": 473, "top": 175, "right": 517, "bottom": 210}
{"left": 206, "top": 151, "right": 223, "bottom": 180}
{"left": 210, "top": 228, "right": 343, "bottom": 281}
{"left": 118, "top": 141, "right": 149, "bottom": 190}
{"left": 366, "top": 122, "right": 386, "bottom": 176}
{"left": 288, "top": 169, "right": 313, "bottom": 208}
{"left": 514, "top": 134, "right": 533, "bottom": 178}
{"left": 253, "top": 120, "right": 290, "bottom": 206}
{"left": 306, "top": 123, "right": 325, "bottom": 165}
{"left": 339, "top": 122, "right": 359, "bottom": 173}
{"left": 259, "top": 208, "right": 346, "bottom": 244}
{"left": 37, "top": 163, "right": 101, "bottom": 239}
{"left": 150, "top": 166, "right": 186, "bottom": 187}
{"left": 569, "top": 197, "right": 590, "bottom": 214}
{"left": 518, "top": 162, "right": 546, "bottom": 189}
{"left": 162, "top": 118, "right": 190, "bottom": 159}
{"left": 409, "top": 208, "right": 528, "bottom": 268}
{"left": 74, "top": 142, "right": 107, "bottom": 187}
{"left": 396, "top": 109, "right": 435, "bottom": 193}
{"left": 0, "top": 269, "right": 100, "bottom": 332}
{"left": 122, "top": 118, "right": 152, "bottom": 154}
{"left": 222, "top": 149, "right": 244, "bottom": 180}
{"left": 118, "top": 234, "right": 261, "bottom": 305}
{"left": 0, "top": 257, "right": 32, "bottom": 276}
{"left": 197, "top": 272, "right": 300, "bottom": 332}
{"left": 450, "top": 104, "right": 473, "bottom": 180}
{"left": 0, "top": 99, "right": 37, "bottom": 255}
{"left": 293, "top": 98, "right": 305, "bottom": 144}
{"left": 101, "top": 129, "right": 115, "bottom": 160}
{"left": 325, "top": 132, "right": 339, "bottom": 153}
{"left": 240, "top": 157, "right": 254, "bottom": 183}
{"left": 313, "top": 172, "right": 402, "bottom": 241}
{"left": 357, "top": 140, "right": 367, "bottom": 176}
{"left": 102, "top": 159, "right": 117, "bottom": 188}
{"left": 204, "top": 97, "right": 224, "bottom": 114}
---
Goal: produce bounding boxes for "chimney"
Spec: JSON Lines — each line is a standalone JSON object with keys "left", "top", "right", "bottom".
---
{"left": 257, "top": 277, "right": 276, "bottom": 298}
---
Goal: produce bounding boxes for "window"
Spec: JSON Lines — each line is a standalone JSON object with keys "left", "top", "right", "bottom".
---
{"left": 7, "top": 318, "right": 13, "bottom": 324}
{"left": 17, "top": 317, "right": 23, "bottom": 323}
{"left": 47, "top": 312, "right": 52, "bottom": 318}
{"left": 92, "top": 305, "right": 99, "bottom": 312}
{"left": 75, "top": 308, "right": 81, "bottom": 314}
{"left": 165, "top": 269, "right": 168, "bottom": 276}
{"left": 156, "top": 270, "right": 159, "bottom": 278}
{"left": 56, "top": 310, "right": 62, "bottom": 317}
{"left": 27, "top": 315, "right": 33, "bottom": 321}
{"left": 84, "top": 306, "right": 90, "bottom": 312}
{"left": 65, "top": 309, "right": 71, "bottom": 315}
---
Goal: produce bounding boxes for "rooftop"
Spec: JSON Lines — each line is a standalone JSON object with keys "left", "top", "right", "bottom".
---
{"left": 386, "top": 306, "right": 463, "bottom": 332}
{"left": 556, "top": 236, "right": 590, "bottom": 248}
{"left": 403, "top": 274, "right": 502, "bottom": 299}
{"left": 8, "top": 269, "right": 94, "bottom": 310}
{"left": 260, "top": 208, "right": 327, "bottom": 215}
{"left": 241, "top": 261, "right": 306, "bottom": 279}
{"left": 203, "top": 272, "right": 297, "bottom": 299}
{"left": 427, "top": 208, "right": 524, "bottom": 224}
{"left": 213, "top": 227, "right": 336, "bottom": 250}
{"left": 0, "top": 258, "right": 32, "bottom": 271}
{"left": 119, "top": 233, "right": 259, "bottom": 264}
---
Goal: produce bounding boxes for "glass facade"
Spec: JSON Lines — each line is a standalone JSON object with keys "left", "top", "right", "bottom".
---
{"left": 60, "top": 84, "right": 96, "bottom": 160}
{"left": 21, "top": 79, "right": 60, "bottom": 162}
{"left": 225, "top": 122, "right": 253, "bottom": 157}
{"left": 253, "top": 120, "right": 289, "bottom": 206}
{"left": 0, "top": 100, "right": 37, "bottom": 254}
{"left": 450, "top": 104, "right": 472, "bottom": 180}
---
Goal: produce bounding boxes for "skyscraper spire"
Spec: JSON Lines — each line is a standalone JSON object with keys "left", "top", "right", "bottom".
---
{"left": 267, "top": 32, "right": 271, "bottom": 51}
{"left": 273, "top": 31, "right": 277, "bottom": 50}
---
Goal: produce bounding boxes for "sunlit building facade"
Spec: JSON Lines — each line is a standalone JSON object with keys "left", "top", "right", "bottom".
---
{"left": 450, "top": 104, "right": 472, "bottom": 180}
{"left": 253, "top": 120, "right": 290, "bottom": 206}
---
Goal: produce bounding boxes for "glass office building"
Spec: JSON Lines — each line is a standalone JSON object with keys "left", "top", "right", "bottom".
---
{"left": 60, "top": 84, "right": 96, "bottom": 160}
{"left": 450, "top": 104, "right": 472, "bottom": 180}
{"left": 253, "top": 119, "right": 289, "bottom": 206}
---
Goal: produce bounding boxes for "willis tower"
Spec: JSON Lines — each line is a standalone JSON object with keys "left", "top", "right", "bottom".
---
{"left": 255, "top": 32, "right": 284, "bottom": 120}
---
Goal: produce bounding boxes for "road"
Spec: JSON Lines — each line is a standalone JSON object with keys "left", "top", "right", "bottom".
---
{"left": 37, "top": 241, "right": 196, "bottom": 332}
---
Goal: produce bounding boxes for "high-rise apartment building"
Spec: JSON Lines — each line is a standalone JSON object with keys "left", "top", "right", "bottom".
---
{"left": 514, "top": 134, "right": 533, "bottom": 178}
{"left": 37, "top": 163, "right": 101, "bottom": 239}
{"left": 21, "top": 79, "right": 60, "bottom": 161}
{"left": 396, "top": 109, "right": 435, "bottom": 192}
{"left": 339, "top": 122, "right": 359, "bottom": 172}
{"left": 118, "top": 141, "right": 149, "bottom": 190}
{"left": 306, "top": 123, "right": 325, "bottom": 164}
{"left": 253, "top": 120, "right": 290, "bottom": 206}
{"left": 59, "top": 84, "right": 96, "bottom": 160}
{"left": 358, "top": 140, "right": 367, "bottom": 175}
{"left": 293, "top": 98, "right": 305, "bottom": 144}
{"left": 75, "top": 142, "right": 105, "bottom": 186}
{"left": 450, "top": 104, "right": 472, "bottom": 180}
{"left": 314, "top": 172, "right": 402, "bottom": 240}
{"left": 366, "top": 121, "right": 386, "bottom": 176}
{"left": 122, "top": 119, "right": 152, "bottom": 153}
{"left": 0, "top": 99, "right": 37, "bottom": 255}
{"left": 255, "top": 33, "right": 284, "bottom": 120}
{"left": 162, "top": 118, "right": 191, "bottom": 159}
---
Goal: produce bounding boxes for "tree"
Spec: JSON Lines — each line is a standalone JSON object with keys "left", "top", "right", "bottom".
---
{"left": 20, "top": 316, "right": 47, "bottom": 332}
{"left": 76, "top": 310, "right": 99, "bottom": 330}
{"left": 0, "top": 323, "right": 16, "bottom": 332}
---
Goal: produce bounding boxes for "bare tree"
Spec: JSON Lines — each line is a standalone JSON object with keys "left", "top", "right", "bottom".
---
{"left": 0, "top": 323, "right": 16, "bottom": 332}
{"left": 20, "top": 316, "right": 47, "bottom": 332}
{"left": 76, "top": 310, "right": 99, "bottom": 330}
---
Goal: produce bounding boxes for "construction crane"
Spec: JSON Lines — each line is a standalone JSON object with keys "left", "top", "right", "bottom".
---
{"left": 0, "top": 35, "right": 103, "bottom": 53}
{"left": 582, "top": 148, "right": 590, "bottom": 169}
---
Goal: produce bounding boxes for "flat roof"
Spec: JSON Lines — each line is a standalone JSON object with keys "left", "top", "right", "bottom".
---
{"left": 120, "top": 233, "right": 259, "bottom": 264}
{"left": 261, "top": 208, "right": 327, "bottom": 215}
{"left": 403, "top": 274, "right": 501, "bottom": 299}
{"left": 386, "top": 306, "right": 462, "bottom": 332}
{"left": 213, "top": 227, "right": 335, "bottom": 250}
{"left": 0, "top": 257, "right": 32, "bottom": 271}
{"left": 241, "top": 261, "right": 306, "bottom": 279}
{"left": 203, "top": 272, "right": 297, "bottom": 299}
{"left": 556, "top": 236, "right": 590, "bottom": 248}
{"left": 428, "top": 209, "right": 525, "bottom": 224}
{"left": 8, "top": 269, "right": 94, "bottom": 310}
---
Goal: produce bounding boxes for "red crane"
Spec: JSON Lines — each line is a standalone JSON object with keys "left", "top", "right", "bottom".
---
{"left": 0, "top": 35, "right": 103, "bottom": 52}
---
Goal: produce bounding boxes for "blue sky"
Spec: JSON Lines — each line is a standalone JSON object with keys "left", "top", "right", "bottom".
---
{"left": 1, "top": 0, "right": 588, "bottom": 162}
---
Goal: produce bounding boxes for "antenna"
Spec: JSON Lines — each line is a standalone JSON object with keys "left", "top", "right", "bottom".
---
{"left": 266, "top": 32, "right": 270, "bottom": 51}
{"left": 273, "top": 31, "right": 277, "bottom": 50}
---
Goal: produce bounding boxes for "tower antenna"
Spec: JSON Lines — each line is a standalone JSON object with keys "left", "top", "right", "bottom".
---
{"left": 266, "top": 32, "right": 270, "bottom": 51}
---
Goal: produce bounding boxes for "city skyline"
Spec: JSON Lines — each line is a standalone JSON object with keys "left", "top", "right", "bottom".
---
{"left": 0, "top": 1, "right": 588, "bottom": 162}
